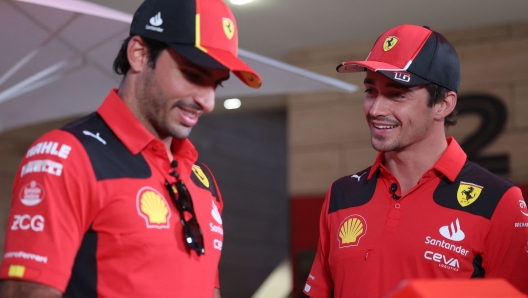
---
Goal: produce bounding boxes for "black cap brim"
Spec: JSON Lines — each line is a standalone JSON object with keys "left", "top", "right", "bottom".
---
{"left": 377, "top": 70, "right": 431, "bottom": 86}
{"left": 169, "top": 44, "right": 228, "bottom": 70}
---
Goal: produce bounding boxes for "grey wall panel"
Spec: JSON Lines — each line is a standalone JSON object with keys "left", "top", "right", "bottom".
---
{"left": 189, "top": 109, "right": 288, "bottom": 298}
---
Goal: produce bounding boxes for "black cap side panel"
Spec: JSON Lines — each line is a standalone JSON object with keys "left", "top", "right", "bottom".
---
{"left": 328, "top": 167, "right": 377, "bottom": 214}
{"left": 130, "top": 0, "right": 196, "bottom": 45}
{"left": 408, "top": 31, "right": 460, "bottom": 92}
{"left": 433, "top": 161, "right": 514, "bottom": 219}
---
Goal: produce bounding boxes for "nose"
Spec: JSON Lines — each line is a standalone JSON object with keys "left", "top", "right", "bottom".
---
{"left": 366, "top": 94, "right": 389, "bottom": 117}
{"left": 194, "top": 85, "right": 216, "bottom": 113}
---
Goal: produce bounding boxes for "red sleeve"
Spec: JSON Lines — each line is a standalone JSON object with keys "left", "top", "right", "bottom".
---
{"left": 481, "top": 186, "right": 528, "bottom": 294}
{"left": 0, "top": 130, "right": 99, "bottom": 292}
{"left": 304, "top": 188, "right": 333, "bottom": 298}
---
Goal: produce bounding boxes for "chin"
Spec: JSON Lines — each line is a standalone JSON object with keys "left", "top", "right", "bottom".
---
{"left": 168, "top": 126, "right": 192, "bottom": 140}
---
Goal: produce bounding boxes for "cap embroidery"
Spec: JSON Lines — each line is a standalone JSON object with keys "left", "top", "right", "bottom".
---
{"left": 383, "top": 36, "right": 398, "bottom": 51}
{"left": 223, "top": 18, "right": 235, "bottom": 40}
{"left": 394, "top": 72, "right": 411, "bottom": 82}
{"left": 146, "top": 12, "right": 164, "bottom": 32}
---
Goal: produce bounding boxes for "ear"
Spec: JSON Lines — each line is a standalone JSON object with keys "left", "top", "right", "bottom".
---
{"left": 127, "top": 36, "right": 149, "bottom": 73}
{"left": 434, "top": 91, "right": 457, "bottom": 121}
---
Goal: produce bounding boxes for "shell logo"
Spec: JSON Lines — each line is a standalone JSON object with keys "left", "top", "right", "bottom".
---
{"left": 337, "top": 215, "right": 367, "bottom": 248}
{"left": 136, "top": 187, "right": 171, "bottom": 229}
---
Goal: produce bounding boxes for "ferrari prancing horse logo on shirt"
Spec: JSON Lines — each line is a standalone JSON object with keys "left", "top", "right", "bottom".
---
{"left": 338, "top": 214, "right": 367, "bottom": 248}
{"left": 192, "top": 165, "right": 210, "bottom": 188}
{"left": 457, "top": 181, "right": 483, "bottom": 207}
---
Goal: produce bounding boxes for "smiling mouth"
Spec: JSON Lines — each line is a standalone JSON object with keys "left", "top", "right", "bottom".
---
{"left": 373, "top": 124, "right": 398, "bottom": 129}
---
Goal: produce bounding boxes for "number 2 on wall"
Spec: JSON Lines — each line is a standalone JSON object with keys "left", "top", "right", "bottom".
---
{"left": 457, "top": 94, "right": 509, "bottom": 175}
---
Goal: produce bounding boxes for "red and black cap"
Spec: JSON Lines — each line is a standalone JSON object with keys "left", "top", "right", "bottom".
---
{"left": 130, "top": 0, "right": 261, "bottom": 88}
{"left": 336, "top": 24, "right": 460, "bottom": 92}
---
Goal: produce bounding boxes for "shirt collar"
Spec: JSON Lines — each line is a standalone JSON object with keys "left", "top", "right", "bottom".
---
{"left": 367, "top": 137, "right": 466, "bottom": 182}
{"left": 97, "top": 89, "right": 155, "bottom": 155}
{"left": 97, "top": 89, "right": 198, "bottom": 165}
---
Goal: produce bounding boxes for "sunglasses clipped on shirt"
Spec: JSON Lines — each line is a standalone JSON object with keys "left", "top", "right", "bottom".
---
{"left": 165, "top": 161, "right": 205, "bottom": 256}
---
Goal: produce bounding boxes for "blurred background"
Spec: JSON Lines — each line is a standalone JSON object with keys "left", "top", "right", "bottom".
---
{"left": 1, "top": 0, "right": 528, "bottom": 297}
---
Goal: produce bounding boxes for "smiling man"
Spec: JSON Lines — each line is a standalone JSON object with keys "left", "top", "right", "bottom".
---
{"left": 0, "top": 0, "right": 260, "bottom": 297}
{"left": 303, "top": 24, "right": 528, "bottom": 297}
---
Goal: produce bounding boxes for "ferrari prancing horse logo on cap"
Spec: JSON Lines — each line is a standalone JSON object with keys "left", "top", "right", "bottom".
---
{"left": 383, "top": 36, "right": 399, "bottom": 51}
{"left": 223, "top": 18, "right": 235, "bottom": 40}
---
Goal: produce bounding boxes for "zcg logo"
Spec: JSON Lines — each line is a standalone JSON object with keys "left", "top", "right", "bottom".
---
{"left": 11, "top": 215, "right": 45, "bottom": 232}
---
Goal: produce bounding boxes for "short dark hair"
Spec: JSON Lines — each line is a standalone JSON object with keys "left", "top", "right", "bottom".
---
{"left": 425, "top": 83, "right": 457, "bottom": 127}
{"left": 113, "top": 36, "right": 168, "bottom": 75}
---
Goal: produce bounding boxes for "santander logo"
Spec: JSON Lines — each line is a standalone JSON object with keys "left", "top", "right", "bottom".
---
{"left": 149, "top": 12, "right": 163, "bottom": 26}
{"left": 439, "top": 218, "right": 465, "bottom": 241}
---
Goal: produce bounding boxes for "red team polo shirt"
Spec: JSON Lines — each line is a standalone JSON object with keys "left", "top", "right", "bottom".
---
{"left": 1, "top": 90, "right": 224, "bottom": 297}
{"left": 305, "top": 138, "right": 528, "bottom": 297}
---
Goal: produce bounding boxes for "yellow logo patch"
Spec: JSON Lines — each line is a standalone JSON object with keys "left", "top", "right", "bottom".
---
{"left": 8, "top": 265, "right": 25, "bottom": 277}
{"left": 192, "top": 165, "right": 210, "bottom": 188}
{"left": 457, "top": 182, "right": 483, "bottom": 207}
{"left": 137, "top": 187, "right": 170, "bottom": 228}
{"left": 338, "top": 215, "right": 367, "bottom": 247}
{"left": 223, "top": 18, "right": 235, "bottom": 40}
{"left": 383, "top": 36, "right": 399, "bottom": 51}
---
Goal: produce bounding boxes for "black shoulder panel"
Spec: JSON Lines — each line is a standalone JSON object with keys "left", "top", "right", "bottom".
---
{"left": 433, "top": 161, "right": 513, "bottom": 219}
{"left": 61, "top": 112, "right": 151, "bottom": 181}
{"left": 190, "top": 162, "right": 220, "bottom": 202}
{"left": 328, "top": 167, "right": 377, "bottom": 214}
{"left": 64, "top": 226, "right": 97, "bottom": 298}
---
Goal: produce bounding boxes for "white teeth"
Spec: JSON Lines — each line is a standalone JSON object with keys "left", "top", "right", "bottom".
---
{"left": 374, "top": 125, "right": 397, "bottom": 129}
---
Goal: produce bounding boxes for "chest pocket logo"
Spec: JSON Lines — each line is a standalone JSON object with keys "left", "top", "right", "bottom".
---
{"left": 457, "top": 181, "right": 483, "bottom": 207}
{"left": 192, "top": 165, "right": 210, "bottom": 188}
{"left": 137, "top": 187, "right": 171, "bottom": 228}
{"left": 338, "top": 214, "right": 367, "bottom": 248}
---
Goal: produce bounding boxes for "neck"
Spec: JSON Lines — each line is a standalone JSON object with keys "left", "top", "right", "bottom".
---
{"left": 118, "top": 78, "right": 174, "bottom": 162}
{"left": 383, "top": 134, "right": 448, "bottom": 195}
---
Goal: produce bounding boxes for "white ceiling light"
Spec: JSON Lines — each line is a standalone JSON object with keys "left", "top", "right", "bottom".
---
{"left": 224, "top": 98, "right": 241, "bottom": 110}
{"left": 230, "top": 0, "right": 253, "bottom": 5}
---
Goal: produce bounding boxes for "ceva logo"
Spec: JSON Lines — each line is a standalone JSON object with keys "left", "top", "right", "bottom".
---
{"left": 424, "top": 251, "right": 460, "bottom": 271}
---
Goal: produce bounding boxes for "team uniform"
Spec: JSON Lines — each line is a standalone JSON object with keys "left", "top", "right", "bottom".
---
{"left": 0, "top": 90, "right": 225, "bottom": 297}
{"left": 304, "top": 137, "right": 528, "bottom": 297}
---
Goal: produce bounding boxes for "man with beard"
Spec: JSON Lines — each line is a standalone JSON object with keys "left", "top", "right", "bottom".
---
{"left": 0, "top": 0, "right": 261, "bottom": 297}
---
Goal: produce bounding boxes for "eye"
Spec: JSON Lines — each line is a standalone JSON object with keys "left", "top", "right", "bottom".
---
{"left": 181, "top": 69, "right": 205, "bottom": 85}
{"left": 391, "top": 92, "right": 406, "bottom": 99}
{"left": 364, "top": 88, "right": 374, "bottom": 94}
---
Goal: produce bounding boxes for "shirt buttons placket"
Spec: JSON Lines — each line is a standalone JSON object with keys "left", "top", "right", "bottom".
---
{"left": 394, "top": 203, "right": 401, "bottom": 209}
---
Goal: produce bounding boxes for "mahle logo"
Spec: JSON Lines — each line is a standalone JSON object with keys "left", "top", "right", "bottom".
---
{"left": 337, "top": 215, "right": 367, "bottom": 247}
{"left": 457, "top": 181, "right": 483, "bottom": 207}
{"left": 136, "top": 187, "right": 171, "bottom": 228}
{"left": 383, "top": 36, "right": 398, "bottom": 51}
